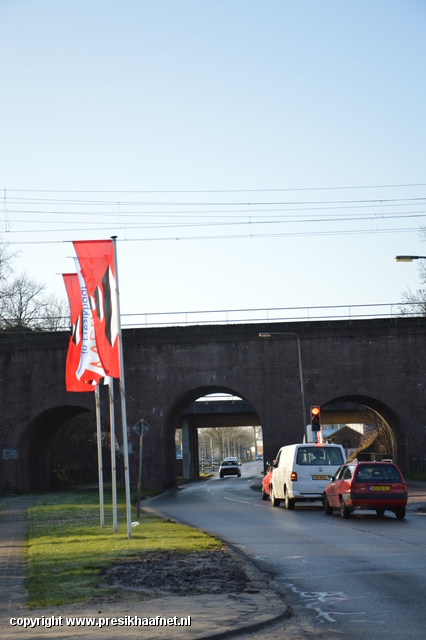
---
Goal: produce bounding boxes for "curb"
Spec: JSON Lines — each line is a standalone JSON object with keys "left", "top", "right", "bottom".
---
{"left": 197, "top": 545, "right": 289, "bottom": 640}
{"left": 407, "top": 503, "right": 426, "bottom": 513}
{"left": 198, "top": 597, "right": 288, "bottom": 640}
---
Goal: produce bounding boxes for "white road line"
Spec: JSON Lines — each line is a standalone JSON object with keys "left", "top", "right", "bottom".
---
{"left": 223, "top": 497, "right": 253, "bottom": 505}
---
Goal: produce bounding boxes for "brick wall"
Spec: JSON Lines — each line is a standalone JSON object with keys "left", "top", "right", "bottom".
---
{"left": 1, "top": 317, "right": 426, "bottom": 492}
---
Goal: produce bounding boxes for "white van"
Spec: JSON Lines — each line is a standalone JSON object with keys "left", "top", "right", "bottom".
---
{"left": 270, "top": 443, "right": 346, "bottom": 509}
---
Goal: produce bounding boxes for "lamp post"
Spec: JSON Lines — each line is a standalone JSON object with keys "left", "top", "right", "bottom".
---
{"left": 395, "top": 255, "right": 426, "bottom": 262}
{"left": 395, "top": 255, "right": 426, "bottom": 314}
{"left": 259, "top": 331, "right": 307, "bottom": 440}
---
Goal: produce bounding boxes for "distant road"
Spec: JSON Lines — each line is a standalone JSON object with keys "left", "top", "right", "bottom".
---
{"left": 145, "top": 461, "right": 426, "bottom": 640}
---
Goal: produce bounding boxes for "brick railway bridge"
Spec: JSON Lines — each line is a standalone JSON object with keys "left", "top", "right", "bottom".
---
{"left": 1, "top": 317, "right": 426, "bottom": 492}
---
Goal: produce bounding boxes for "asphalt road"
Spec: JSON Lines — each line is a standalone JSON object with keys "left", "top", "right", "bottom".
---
{"left": 145, "top": 460, "right": 426, "bottom": 640}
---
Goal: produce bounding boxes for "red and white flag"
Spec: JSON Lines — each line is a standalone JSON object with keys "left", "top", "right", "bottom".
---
{"left": 62, "top": 273, "right": 95, "bottom": 393}
{"left": 73, "top": 240, "right": 120, "bottom": 378}
{"left": 74, "top": 259, "right": 108, "bottom": 385}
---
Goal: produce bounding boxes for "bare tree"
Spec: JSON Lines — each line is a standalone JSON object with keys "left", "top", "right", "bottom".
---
{"left": 0, "top": 271, "right": 67, "bottom": 332}
{"left": 39, "top": 293, "right": 69, "bottom": 331}
{"left": 400, "top": 287, "right": 426, "bottom": 316}
{"left": 0, "top": 243, "right": 17, "bottom": 298}
{"left": 200, "top": 426, "right": 256, "bottom": 461}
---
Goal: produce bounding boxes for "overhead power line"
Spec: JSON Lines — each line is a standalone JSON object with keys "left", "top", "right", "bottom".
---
{"left": 2, "top": 183, "right": 426, "bottom": 245}
{"left": 4, "top": 182, "right": 426, "bottom": 194}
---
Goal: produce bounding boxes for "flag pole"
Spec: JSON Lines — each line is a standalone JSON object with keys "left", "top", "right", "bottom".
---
{"left": 94, "top": 384, "right": 105, "bottom": 528}
{"left": 111, "top": 236, "right": 132, "bottom": 539}
{"left": 108, "top": 378, "right": 118, "bottom": 534}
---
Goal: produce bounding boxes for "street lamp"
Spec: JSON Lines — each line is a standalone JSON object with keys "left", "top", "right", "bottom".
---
{"left": 259, "top": 331, "right": 307, "bottom": 439}
{"left": 395, "top": 255, "right": 426, "bottom": 262}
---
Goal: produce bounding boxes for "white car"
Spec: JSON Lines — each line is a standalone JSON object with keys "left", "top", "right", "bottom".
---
{"left": 219, "top": 459, "right": 241, "bottom": 478}
{"left": 270, "top": 443, "right": 346, "bottom": 509}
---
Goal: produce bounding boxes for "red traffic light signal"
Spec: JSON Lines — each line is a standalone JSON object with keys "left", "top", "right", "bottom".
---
{"left": 311, "top": 406, "right": 321, "bottom": 431}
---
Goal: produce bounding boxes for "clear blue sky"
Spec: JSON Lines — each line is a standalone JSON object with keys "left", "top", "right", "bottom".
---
{"left": 1, "top": 1, "right": 426, "bottom": 324}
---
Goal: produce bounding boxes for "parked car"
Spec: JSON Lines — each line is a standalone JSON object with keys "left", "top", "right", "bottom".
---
{"left": 219, "top": 459, "right": 241, "bottom": 478}
{"left": 323, "top": 460, "right": 408, "bottom": 519}
{"left": 261, "top": 461, "right": 275, "bottom": 500}
{"left": 270, "top": 443, "right": 346, "bottom": 509}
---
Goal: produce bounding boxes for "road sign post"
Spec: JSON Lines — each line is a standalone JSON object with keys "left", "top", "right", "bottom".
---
{"left": 132, "top": 419, "right": 151, "bottom": 518}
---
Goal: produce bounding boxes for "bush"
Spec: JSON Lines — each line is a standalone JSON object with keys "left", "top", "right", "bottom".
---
{"left": 0, "top": 479, "right": 24, "bottom": 498}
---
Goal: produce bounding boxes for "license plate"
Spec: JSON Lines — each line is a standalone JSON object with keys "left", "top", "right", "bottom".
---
{"left": 370, "top": 485, "right": 390, "bottom": 491}
{"left": 313, "top": 475, "right": 329, "bottom": 480}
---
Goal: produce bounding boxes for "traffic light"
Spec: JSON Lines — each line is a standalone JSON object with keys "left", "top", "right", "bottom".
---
{"left": 310, "top": 406, "right": 321, "bottom": 431}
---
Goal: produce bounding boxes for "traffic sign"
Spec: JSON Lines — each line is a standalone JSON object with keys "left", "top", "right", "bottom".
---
{"left": 132, "top": 419, "right": 151, "bottom": 437}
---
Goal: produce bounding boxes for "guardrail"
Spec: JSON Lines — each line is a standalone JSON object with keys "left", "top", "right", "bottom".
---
{"left": 120, "top": 302, "right": 419, "bottom": 328}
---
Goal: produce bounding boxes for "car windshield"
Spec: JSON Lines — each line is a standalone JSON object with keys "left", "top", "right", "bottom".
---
{"left": 355, "top": 465, "right": 402, "bottom": 482}
{"left": 221, "top": 460, "right": 237, "bottom": 466}
{"left": 296, "top": 447, "right": 344, "bottom": 466}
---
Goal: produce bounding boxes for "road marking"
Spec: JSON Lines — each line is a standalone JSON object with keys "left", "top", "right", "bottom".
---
{"left": 223, "top": 497, "right": 253, "bottom": 505}
{"left": 285, "top": 584, "right": 352, "bottom": 623}
{"left": 277, "top": 568, "right": 415, "bottom": 580}
{"left": 282, "top": 583, "right": 388, "bottom": 626}
{"left": 349, "top": 620, "right": 386, "bottom": 623}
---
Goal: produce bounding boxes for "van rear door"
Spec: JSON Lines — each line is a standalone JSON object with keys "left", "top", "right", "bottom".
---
{"left": 294, "top": 445, "right": 345, "bottom": 495}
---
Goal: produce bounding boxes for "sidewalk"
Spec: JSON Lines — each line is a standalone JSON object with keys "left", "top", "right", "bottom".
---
{"left": 406, "top": 480, "right": 426, "bottom": 512}
{"left": 0, "top": 495, "right": 288, "bottom": 640}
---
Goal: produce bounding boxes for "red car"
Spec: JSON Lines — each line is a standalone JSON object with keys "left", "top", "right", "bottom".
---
{"left": 323, "top": 460, "right": 408, "bottom": 519}
{"left": 261, "top": 461, "right": 275, "bottom": 500}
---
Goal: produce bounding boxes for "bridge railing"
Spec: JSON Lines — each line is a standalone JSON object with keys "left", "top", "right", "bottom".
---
{"left": 120, "top": 302, "right": 420, "bottom": 328}
{"left": 7, "top": 302, "right": 422, "bottom": 333}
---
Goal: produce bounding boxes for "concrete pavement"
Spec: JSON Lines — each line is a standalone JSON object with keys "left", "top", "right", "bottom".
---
{"left": 406, "top": 479, "right": 426, "bottom": 512}
{"left": 0, "top": 481, "right": 425, "bottom": 639}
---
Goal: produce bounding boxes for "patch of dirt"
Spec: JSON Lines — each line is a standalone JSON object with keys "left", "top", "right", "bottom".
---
{"left": 101, "top": 548, "right": 252, "bottom": 597}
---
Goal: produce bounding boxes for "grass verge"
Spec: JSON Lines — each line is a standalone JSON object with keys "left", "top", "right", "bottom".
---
{"left": 24, "top": 488, "right": 221, "bottom": 608}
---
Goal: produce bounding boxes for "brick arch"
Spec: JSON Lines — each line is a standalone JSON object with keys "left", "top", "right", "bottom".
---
{"left": 322, "top": 394, "right": 407, "bottom": 471}
{"left": 159, "top": 383, "right": 263, "bottom": 489}
{"left": 17, "top": 405, "right": 92, "bottom": 490}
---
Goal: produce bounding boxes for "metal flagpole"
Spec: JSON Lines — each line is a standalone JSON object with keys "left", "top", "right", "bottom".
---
{"left": 94, "top": 384, "right": 105, "bottom": 528}
{"left": 108, "top": 378, "right": 118, "bottom": 534}
{"left": 136, "top": 427, "right": 143, "bottom": 518}
{"left": 111, "top": 236, "right": 132, "bottom": 539}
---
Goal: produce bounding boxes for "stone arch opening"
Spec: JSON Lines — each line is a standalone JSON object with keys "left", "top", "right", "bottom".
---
{"left": 160, "top": 385, "right": 261, "bottom": 490}
{"left": 17, "top": 406, "right": 90, "bottom": 490}
{"left": 17, "top": 405, "right": 115, "bottom": 491}
{"left": 321, "top": 395, "right": 408, "bottom": 473}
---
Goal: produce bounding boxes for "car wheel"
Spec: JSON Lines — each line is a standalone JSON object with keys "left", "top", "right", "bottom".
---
{"left": 340, "top": 496, "right": 350, "bottom": 519}
{"left": 323, "top": 495, "right": 334, "bottom": 515}
{"left": 395, "top": 506, "right": 406, "bottom": 520}
{"left": 219, "top": 473, "right": 224, "bottom": 478}
{"left": 261, "top": 486, "right": 268, "bottom": 500}
{"left": 376, "top": 508, "right": 385, "bottom": 517}
{"left": 285, "top": 490, "right": 295, "bottom": 510}
{"left": 270, "top": 485, "right": 281, "bottom": 507}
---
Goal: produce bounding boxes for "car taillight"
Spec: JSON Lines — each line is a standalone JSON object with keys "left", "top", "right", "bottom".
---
{"left": 290, "top": 471, "right": 297, "bottom": 481}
